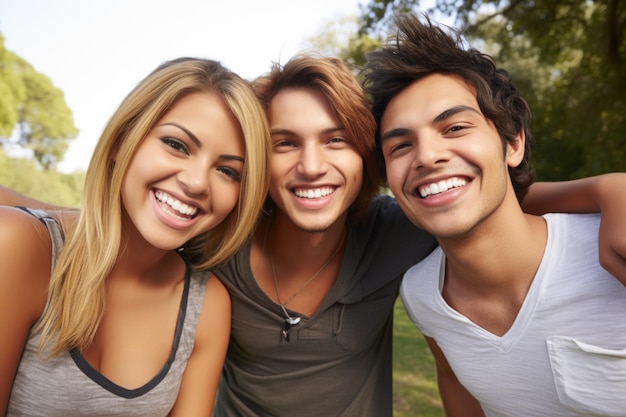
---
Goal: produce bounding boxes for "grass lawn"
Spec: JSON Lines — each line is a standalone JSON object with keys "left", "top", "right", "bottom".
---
{"left": 393, "top": 298, "right": 444, "bottom": 417}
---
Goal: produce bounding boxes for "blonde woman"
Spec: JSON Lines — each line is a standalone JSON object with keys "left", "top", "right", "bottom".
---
{"left": 0, "top": 57, "right": 269, "bottom": 416}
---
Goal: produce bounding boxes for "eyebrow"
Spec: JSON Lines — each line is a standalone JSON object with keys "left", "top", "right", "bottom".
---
{"left": 270, "top": 126, "right": 345, "bottom": 136}
{"left": 433, "top": 105, "right": 481, "bottom": 124}
{"left": 161, "top": 122, "right": 245, "bottom": 163}
{"left": 161, "top": 122, "right": 201, "bottom": 147}
{"left": 221, "top": 154, "right": 245, "bottom": 163}
{"left": 380, "top": 105, "right": 481, "bottom": 142}
{"left": 380, "top": 127, "right": 411, "bottom": 143}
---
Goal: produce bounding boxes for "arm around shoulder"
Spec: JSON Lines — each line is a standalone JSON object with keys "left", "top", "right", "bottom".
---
{"left": 0, "top": 185, "right": 78, "bottom": 227}
{"left": 524, "top": 173, "right": 626, "bottom": 284}
{"left": 591, "top": 174, "right": 626, "bottom": 285}
{"left": 0, "top": 207, "right": 51, "bottom": 413}
{"left": 168, "top": 274, "right": 231, "bottom": 416}
{"left": 0, "top": 186, "right": 61, "bottom": 210}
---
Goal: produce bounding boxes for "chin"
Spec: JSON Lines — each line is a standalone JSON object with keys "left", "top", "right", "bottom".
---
{"left": 299, "top": 225, "right": 334, "bottom": 234}
{"left": 292, "top": 217, "right": 336, "bottom": 233}
{"left": 146, "top": 235, "right": 188, "bottom": 252}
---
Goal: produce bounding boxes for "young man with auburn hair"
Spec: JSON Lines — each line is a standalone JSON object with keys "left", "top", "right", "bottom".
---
{"left": 364, "top": 13, "right": 626, "bottom": 416}
{"left": 212, "top": 54, "right": 437, "bottom": 416}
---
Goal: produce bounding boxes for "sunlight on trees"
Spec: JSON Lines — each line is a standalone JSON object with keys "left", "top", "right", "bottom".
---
{"left": 356, "top": 0, "right": 625, "bottom": 179}
{"left": 0, "top": 33, "right": 78, "bottom": 171}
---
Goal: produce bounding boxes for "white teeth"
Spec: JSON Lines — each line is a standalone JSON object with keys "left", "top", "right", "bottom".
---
{"left": 419, "top": 177, "right": 467, "bottom": 198}
{"left": 294, "top": 187, "right": 335, "bottom": 199}
{"left": 155, "top": 190, "right": 198, "bottom": 216}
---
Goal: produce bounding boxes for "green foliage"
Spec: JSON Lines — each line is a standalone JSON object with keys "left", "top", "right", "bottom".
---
{"left": 393, "top": 298, "right": 443, "bottom": 417}
{"left": 0, "top": 148, "right": 83, "bottom": 207}
{"left": 357, "top": 0, "right": 626, "bottom": 180}
{"left": 358, "top": 0, "right": 419, "bottom": 35}
{"left": 0, "top": 32, "right": 78, "bottom": 170}
{"left": 308, "top": 16, "right": 384, "bottom": 68}
{"left": 0, "top": 34, "right": 25, "bottom": 138}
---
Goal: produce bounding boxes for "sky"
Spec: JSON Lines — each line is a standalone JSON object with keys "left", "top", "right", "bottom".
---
{"left": 0, "top": 0, "right": 364, "bottom": 173}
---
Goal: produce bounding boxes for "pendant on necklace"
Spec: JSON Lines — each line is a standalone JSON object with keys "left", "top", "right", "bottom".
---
{"left": 282, "top": 315, "right": 301, "bottom": 341}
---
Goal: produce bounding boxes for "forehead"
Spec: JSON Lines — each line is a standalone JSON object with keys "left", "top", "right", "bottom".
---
{"left": 268, "top": 87, "right": 339, "bottom": 130}
{"left": 161, "top": 91, "right": 225, "bottom": 120}
{"left": 381, "top": 74, "right": 478, "bottom": 128}
{"left": 157, "top": 91, "right": 245, "bottom": 148}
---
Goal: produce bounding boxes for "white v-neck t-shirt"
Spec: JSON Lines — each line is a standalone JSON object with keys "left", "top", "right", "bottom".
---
{"left": 401, "top": 213, "right": 626, "bottom": 416}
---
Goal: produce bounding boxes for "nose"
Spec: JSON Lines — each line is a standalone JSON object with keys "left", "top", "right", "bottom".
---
{"left": 177, "top": 159, "right": 211, "bottom": 196}
{"left": 411, "top": 133, "right": 450, "bottom": 170}
{"left": 296, "top": 143, "right": 328, "bottom": 178}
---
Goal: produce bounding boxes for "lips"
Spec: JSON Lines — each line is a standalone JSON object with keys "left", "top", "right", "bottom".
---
{"left": 293, "top": 186, "right": 336, "bottom": 199}
{"left": 154, "top": 190, "right": 199, "bottom": 217}
{"left": 418, "top": 177, "right": 467, "bottom": 198}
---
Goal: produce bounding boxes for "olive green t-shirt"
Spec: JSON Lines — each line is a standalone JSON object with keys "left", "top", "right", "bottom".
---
{"left": 214, "top": 195, "right": 437, "bottom": 417}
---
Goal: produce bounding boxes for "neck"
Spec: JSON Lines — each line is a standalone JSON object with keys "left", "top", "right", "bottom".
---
{"left": 115, "top": 223, "right": 180, "bottom": 283}
{"left": 265, "top": 209, "right": 348, "bottom": 267}
{"left": 438, "top": 207, "right": 548, "bottom": 336}
{"left": 441, "top": 208, "right": 547, "bottom": 290}
{"left": 250, "top": 208, "right": 348, "bottom": 317}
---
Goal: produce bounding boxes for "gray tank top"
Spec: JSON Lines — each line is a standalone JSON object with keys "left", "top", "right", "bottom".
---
{"left": 7, "top": 208, "right": 210, "bottom": 416}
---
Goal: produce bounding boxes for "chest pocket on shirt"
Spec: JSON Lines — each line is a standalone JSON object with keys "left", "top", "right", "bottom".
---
{"left": 334, "top": 282, "right": 399, "bottom": 352}
{"left": 547, "top": 335, "right": 626, "bottom": 416}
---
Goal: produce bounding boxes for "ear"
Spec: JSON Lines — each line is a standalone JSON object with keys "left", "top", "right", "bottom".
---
{"left": 506, "top": 130, "right": 525, "bottom": 168}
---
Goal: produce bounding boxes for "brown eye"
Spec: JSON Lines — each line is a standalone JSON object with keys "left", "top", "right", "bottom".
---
{"left": 218, "top": 166, "right": 242, "bottom": 182}
{"left": 388, "top": 141, "right": 411, "bottom": 155}
{"left": 161, "top": 137, "right": 189, "bottom": 155}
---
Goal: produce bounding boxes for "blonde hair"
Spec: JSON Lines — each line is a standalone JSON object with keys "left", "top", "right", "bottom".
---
{"left": 39, "top": 58, "right": 270, "bottom": 356}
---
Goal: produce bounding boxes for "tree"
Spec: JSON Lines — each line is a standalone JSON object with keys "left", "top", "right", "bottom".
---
{"left": 0, "top": 147, "right": 83, "bottom": 207}
{"left": 357, "top": 0, "right": 626, "bottom": 179}
{"left": 0, "top": 32, "right": 78, "bottom": 170}
{"left": 308, "top": 16, "right": 384, "bottom": 68}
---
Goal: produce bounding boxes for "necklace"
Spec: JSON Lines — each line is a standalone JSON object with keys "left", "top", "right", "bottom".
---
{"left": 269, "top": 227, "right": 346, "bottom": 341}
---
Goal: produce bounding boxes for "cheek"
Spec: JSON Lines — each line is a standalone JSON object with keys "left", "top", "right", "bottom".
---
{"left": 267, "top": 173, "right": 283, "bottom": 203}
{"left": 268, "top": 166, "right": 283, "bottom": 191}
{"left": 119, "top": 164, "right": 140, "bottom": 206}
{"left": 268, "top": 155, "right": 289, "bottom": 188}
{"left": 385, "top": 161, "right": 404, "bottom": 196}
{"left": 124, "top": 147, "right": 161, "bottom": 185}
{"left": 216, "top": 182, "right": 241, "bottom": 215}
{"left": 267, "top": 153, "right": 298, "bottom": 202}
{"left": 340, "top": 151, "right": 364, "bottom": 182}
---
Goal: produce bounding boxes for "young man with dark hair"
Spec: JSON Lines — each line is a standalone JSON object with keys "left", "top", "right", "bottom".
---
{"left": 364, "top": 13, "right": 626, "bottom": 416}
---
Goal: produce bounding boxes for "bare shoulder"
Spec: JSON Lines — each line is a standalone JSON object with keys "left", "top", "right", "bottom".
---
{"left": 167, "top": 274, "right": 231, "bottom": 416}
{"left": 195, "top": 274, "right": 231, "bottom": 346}
{"left": 0, "top": 208, "right": 52, "bottom": 411}
{"left": 0, "top": 206, "right": 52, "bottom": 314}
{"left": 0, "top": 207, "right": 51, "bottom": 387}
{"left": 204, "top": 273, "right": 231, "bottom": 306}
{"left": 0, "top": 206, "right": 52, "bottom": 259}
{"left": 201, "top": 274, "right": 231, "bottom": 319}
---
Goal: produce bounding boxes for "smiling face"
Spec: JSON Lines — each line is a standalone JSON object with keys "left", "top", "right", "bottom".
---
{"left": 121, "top": 91, "right": 246, "bottom": 250}
{"left": 380, "top": 74, "right": 524, "bottom": 239}
{"left": 267, "top": 87, "right": 363, "bottom": 232}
